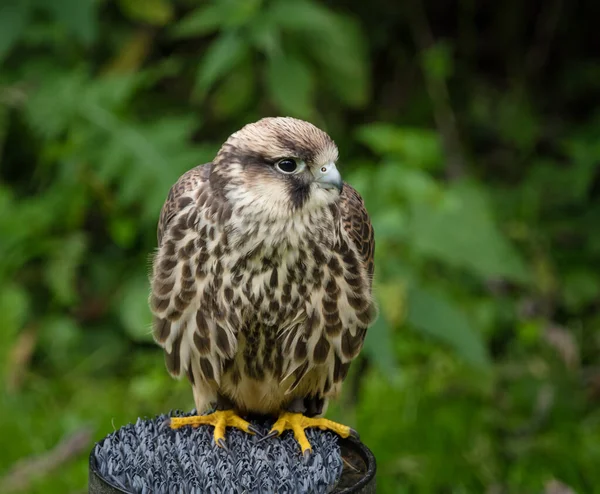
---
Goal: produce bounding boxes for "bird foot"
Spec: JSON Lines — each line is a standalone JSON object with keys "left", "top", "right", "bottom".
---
{"left": 169, "top": 410, "right": 257, "bottom": 448}
{"left": 266, "top": 412, "right": 358, "bottom": 457}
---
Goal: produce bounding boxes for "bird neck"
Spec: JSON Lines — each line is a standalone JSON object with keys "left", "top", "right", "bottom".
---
{"left": 227, "top": 203, "right": 339, "bottom": 255}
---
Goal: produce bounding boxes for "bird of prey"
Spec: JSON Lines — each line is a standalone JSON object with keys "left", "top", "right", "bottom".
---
{"left": 150, "top": 117, "right": 375, "bottom": 455}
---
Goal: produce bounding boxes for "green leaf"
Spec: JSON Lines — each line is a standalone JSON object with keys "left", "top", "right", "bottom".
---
{"left": 269, "top": 0, "right": 369, "bottom": 106}
{"left": 118, "top": 275, "right": 153, "bottom": 342}
{"left": 44, "top": 233, "right": 87, "bottom": 305}
{"left": 311, "top": 17, "right": 369, "bottom": 107}
{"left": 218, "top": 0, "right": 263, "bottom": 29}
{"left": 407, "top": 285, "right": 490, "bottom": 366}
{"left": 563, "top": 269, "right": 600, "bottom": 311}
{"left": 41, "top": 0, "right": 98, "bottom": 44}
{"left": 268, "top": 0, "right": 337, "bottom": 34}
{"left": 377, "top": 283, "right": 407, "bottom": 326}
{"left": 367, "top": 162, "right": 441, "bottom": 214}
{"left": 356, "top": 124, "right": 443, "bottom": 169}
{"left": 118, "top": 0, "right": 173, "bottom": 26}
{"left": 247, "top": 14, "right": 280, "bottom": 56}
{"left": 496, "top": 92, "right": 540, "bottom": 151}
{"left": 371, "top": 209, "right": 409, "bottom": 242}
{"left": 392, "top": 167, "right": 442, "bottom": 204}
{"left": 0, "top": 104, "right": 9, "bottom": 164}
{"left": 25, "top": 71, "right": 87, "bottom": 138}
{"left": 212, "top": 60, "right": 256, "bottom": 118}
{"left": 109, "top": 216, "right": 138, "bottom": 248}
{"left": 0, "top": 284, "right": 29, "bottom": 379}
{"left": 37, "top": 317, "right": 82, "bottom": 369}
{"left": 266, "top": 54, "right": 314, "bottom": 118}
{"left": 84, "top": 74, "right": 139, "bottom": 109}
{"left": 563, "top": 137, "right": 600, "bottom": 201}
{"left": 0, "top": 0, "right": 31, "bottom": 62}
{"left": 362, "top": 314, "right": 400, "bottom": 379}
{"left": 171, "top": 4, "right": 224, "bottom": 38}
{"left": 194, "top": 32, "right": 249, "bottom": 96}
{"left": 177, "top": 0, "right": 262, "bottom": 34}
{"left": 410, "top": 181, "right": 530, "bottom": 283}
{"left": 0, "top": 284, "right": 29, "bottom": 336}
{"left": 421, "top": 41, "right": 454, "bottom": 81}
{"left": 81, "top": 107, "right": 201, "bottom": 221}
{"left": 0, "top": 188, "right": 65, "bottom": 278}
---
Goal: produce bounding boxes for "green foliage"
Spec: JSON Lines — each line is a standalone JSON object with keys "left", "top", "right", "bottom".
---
{"left": 1, "top": 0, "right": 599, "bottom": 492}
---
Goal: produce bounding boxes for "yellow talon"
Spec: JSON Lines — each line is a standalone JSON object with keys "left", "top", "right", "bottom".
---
{"left": 268, "top": 412, "right": 355, "bottom": 456}
{"left": 170, "top": 410, "right": 255, "bottom": 447}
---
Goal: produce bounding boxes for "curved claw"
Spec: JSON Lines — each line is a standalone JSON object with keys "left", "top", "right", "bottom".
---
{"left": 248, "top": 424, "right": 262, "bottom": 436}
{"left": 216, "top": 437, "right": 229, "bottom": 451}
{"left": 349, "top": 428, "right": 360, "bottom": 440}
{"left": 257, "top": 429, "right": 280, "bottom": 443}
{"left": 303, "top": 448, "right": 312, "bottom": 461}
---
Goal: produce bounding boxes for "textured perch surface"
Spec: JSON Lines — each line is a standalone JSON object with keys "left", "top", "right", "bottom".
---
{"left": 91, "top": 411, "right": 361, "bottom": 494}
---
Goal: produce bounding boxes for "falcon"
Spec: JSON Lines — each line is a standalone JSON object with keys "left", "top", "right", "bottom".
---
{"left": 150, "top": 117, "right": 375, "bottom": 455}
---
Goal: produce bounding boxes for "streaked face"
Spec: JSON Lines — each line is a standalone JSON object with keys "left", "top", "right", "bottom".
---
{"left": 211, "top": 117, "right": 342, "bottom": 217}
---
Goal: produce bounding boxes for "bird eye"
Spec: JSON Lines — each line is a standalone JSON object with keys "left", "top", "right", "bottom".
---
{"left": 276, "top": 159, "right": 298, "bottom": 174}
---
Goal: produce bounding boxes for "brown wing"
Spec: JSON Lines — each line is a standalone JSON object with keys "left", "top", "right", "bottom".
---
{"left": 151, "top": 162, "right": 237, "bottom": 385}
{"left": 157, "top": 163, "right": 211, "bottom": 246}
{"left": 339, "top": 184, "right": 375, "bottom": 285}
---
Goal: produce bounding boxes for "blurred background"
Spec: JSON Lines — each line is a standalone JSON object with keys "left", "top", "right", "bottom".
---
{"left": 1, "top": 0, "right": 599, "bottom": 492}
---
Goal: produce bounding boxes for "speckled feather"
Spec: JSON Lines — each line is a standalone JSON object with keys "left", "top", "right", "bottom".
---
{"left": 150, "top": 117, "right": 375, "bottom": 416}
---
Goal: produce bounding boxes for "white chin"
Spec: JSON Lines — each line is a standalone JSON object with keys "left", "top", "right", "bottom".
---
{"left": 310, "top": 185, "right": 339, "bottom": 209}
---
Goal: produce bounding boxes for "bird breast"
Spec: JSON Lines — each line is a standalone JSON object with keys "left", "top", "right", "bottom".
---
{"left": 152, "top": 187, "right": 374, "bottom": 414}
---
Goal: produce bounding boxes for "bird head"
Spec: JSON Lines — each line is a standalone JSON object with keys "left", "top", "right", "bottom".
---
{"left": 211, "top": 117, "right": 342, "bottom": 218}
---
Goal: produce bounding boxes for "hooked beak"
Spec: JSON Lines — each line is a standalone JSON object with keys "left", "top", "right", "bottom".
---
{"left": 312, "top": 163, "right": 343, "bottom": 193}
